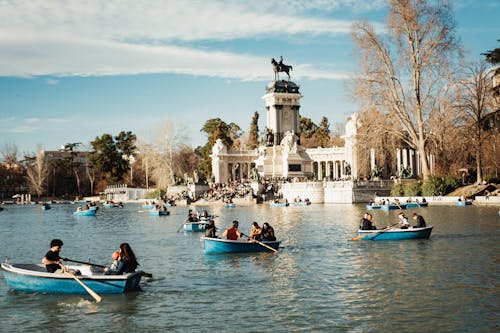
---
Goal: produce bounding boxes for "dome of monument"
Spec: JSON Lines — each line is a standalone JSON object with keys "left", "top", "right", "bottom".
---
{"left": 266, "top": 80, "right": 300, "bottom": 94}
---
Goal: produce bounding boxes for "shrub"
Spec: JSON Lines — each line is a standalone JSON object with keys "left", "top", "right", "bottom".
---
{"left": 390, "top": 182, "right": 405, "bottom": 196}
{"left": 403, "top": 181, "right": 421, "bottom": 196}
{"left": 422, "top": 176, "right": 447, "bottom": 196}
{"left": 444, "top": 176, "right": 461, "bottom": 193}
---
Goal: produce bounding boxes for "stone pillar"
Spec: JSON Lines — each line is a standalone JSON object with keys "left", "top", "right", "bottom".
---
{"left": 370, "top": 148, "right": 376, "bottom": 172}
{"left": 325, "top": 161, "right": 331, "bottom": 180}
{"left": 396, "top": 148, "right": 401, "bottom": 174}
{"left": 318, "top": 161, "right": 323, "bottom": 180}
{"left": 402, "top": 148, "right": 408, "bottom": 168}
{"left": 409, "top": 150, "right": 414, "bottom": 176}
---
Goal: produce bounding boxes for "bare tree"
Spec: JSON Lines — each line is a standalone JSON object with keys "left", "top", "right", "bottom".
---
{"left": 351, "top": 0, "right": 461, "bottom": 180}
{"left": 455, "top": 60, "right": 495, "bottom": 183}
{"left": 25, "top": 150, "right": 49, "bottom": 197}
{"left": 1, "top": 142, "right": 19, "bottom": 168}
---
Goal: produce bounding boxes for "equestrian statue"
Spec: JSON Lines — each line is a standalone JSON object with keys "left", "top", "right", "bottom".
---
{"left": 271, "top": 56, "right": 293, "bottom": 80}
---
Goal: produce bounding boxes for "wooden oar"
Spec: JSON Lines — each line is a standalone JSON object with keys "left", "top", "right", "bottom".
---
{"left": 63, "top": 258, "right": 153, "bottom": 278}
{"left": 176, "top": 218, "right": 189, "bottom": 233}
{"left": 59, "top": 262, "right": 102, "bottom": 303}
{"left": 241, "top": 233, "right": 279, "bottom": 253}
{"left": 351, "top": 222, "right": 399, "bottom": 241}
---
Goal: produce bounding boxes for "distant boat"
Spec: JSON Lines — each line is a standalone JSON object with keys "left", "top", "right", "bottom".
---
{"left": 380, "top": 204, "right": 407, "bottom": 211}
{"left": 73, "top": 206, "right": 97, "bottom": 216}
{"left": 291, "top": 201, "right": 311, "bottom": 206}
{"left": 103, "top": 202, "right": 122, "bottom": 208}
{"left": 456, "top": 201, "right": 472, "bottom": 207}
{"left": 270, "top": 202, "right": 289, "bottom": 207}
{"left": 42, "top": 203, "right": 52, "bottom": 210}
{"left": 148, "top": 210, "right": 170, "bottom": 216}
{"left": 142, "top": 204, "right": 156, "bottom": 210}
{"left": 366, "top": 204, "right": 381, "bottom": 210}
{"left": 356, "top": 226, "right": 433, "bottom": 240}
{"left": 1, "top": 262, "right": 143, "bottom": 294}
{"left": 406, "top": 202, "right": 428, "bottom": 208}
{"left": 225, "top": 203, "right": 235, "bottom": 208}
{"left": 200, "top": 237, "right": 281, "bottom": 254}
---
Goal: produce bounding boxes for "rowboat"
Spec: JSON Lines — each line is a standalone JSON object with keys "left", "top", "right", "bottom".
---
{"left": 406, "top": 202, "right": 429, "bottom": 208}
{"left": 42, "top": 204, "right": 52, "bottom": 210}
{"left": 142, "top": 204, "right": 155, "bottom": 210}
{"left": 1, "top": 262, "right": 143, "bottom": 294}
{"left": 183, "top": 221, "right": 209, "bottom": 232}
{"left": 455, "top": 201, "right": 472, "bottom": 207}
{"left": 356, "top": 226, "right": 433, "bottom": 240}
{"left": 200, "top": 237, "right": 280, "bottom": 254}
{"left": 148, "top": 210, "right": 170, "bottom": 216}
{"left": 366, "top": 204, "right": 381, "bottom": 210}
{"left": 73, "top": 206, "right": 97, "bottom": 216}
{"left": 380, "top": 204, "right": 407, "bottom": 211}
{"left": 225, "top": 203, "right": 235, "bottom": 208}
{"left": 103, "top": 202, "right": 122, "bottom": 208}
{"left": 270, "top": 202, "right": 289, "bottom": 207}
{"left": 291, "top": 201, "right": 311, "bottom": 206}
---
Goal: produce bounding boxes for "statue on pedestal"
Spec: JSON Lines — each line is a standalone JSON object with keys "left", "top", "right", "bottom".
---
{"left": 271, "top": 56, "right": 293, "bottom": 80}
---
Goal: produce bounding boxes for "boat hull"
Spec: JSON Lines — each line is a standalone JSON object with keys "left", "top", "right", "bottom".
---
{"left": 270, "top": 203, "right": 289, "bottom": 207}
{"left": 149, "top": 210, "right": 170, "bottom": 216}
{"left": 184, "top": 222, "right": 208, "bottom": 232}
{"left": 456, "top": 201, "right": 472, "bottom": 207}
{"left": 406, "top": 202, "right": 428, "bottom": 208}
{"left": 357, "top": 226, "right": 433, "bottom": 240}
{"left": 201, "top": 237, "right": 280, "bottom": 254}
{"left": 380, "top": 204, "right": 407, "bottom": 211}
{"left": 225, "top": 203, "right": 235, "bottom": 208}
{"left": 73, "top": 207, "right": 97, "bottom": 216}
{"left": 1, "top": 263, "right": 143, "bottom": 294}
{"left": 291, "top": 202, "right": 311, "bottom": 206}
{"left": 366, "top": 204, "right": 381, "bottom": 210}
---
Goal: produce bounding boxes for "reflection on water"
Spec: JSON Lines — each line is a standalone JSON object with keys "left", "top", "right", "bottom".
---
{"left": 0, "top": 203, "right": 498, "bottom": 332}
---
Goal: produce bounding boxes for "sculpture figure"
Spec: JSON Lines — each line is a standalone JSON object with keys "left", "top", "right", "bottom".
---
{"left": 271, "top": 57, "right": 293, "bottom": 80}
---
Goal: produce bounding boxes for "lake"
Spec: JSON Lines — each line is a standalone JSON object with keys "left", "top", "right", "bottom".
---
{"left": 0, "top": 202, "right": 498, "bottom": 332}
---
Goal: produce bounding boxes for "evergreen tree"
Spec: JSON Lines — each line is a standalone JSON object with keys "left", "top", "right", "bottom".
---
{"left": 247, "top": 111, "right": 260, "bottom": 150}
{"left": 316, "top": 116, "right": 331, "bottom": 147}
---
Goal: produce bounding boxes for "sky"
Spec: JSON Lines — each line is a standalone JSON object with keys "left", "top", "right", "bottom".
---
{"left": 0, "top": 0, "right": 498, "bottom": 157}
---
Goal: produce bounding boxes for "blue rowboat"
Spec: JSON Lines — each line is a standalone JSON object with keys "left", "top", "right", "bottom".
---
{"left": 142, "top": 204, "right": 155, "bottom": 210}
{"left": 270, "top": 202, "right": 289, "bottom": 207}
{"left": 380, "top": 204, "right": 407, "bottom": 211}
{"left": 201, "top": 237, "right": 280, "bottom": 254}
{"left": 73, "top": 206, "right": 97, "bottom": 216}
{"left": 149, "top": 210, "right": 170, "bottom": 216}
{"left": 1, "top": 263, "right": 143, "bottom": 294}
{"left": 456, "top": 201, "right": 472, "bottom": 207}
{"left": 406, "top": 202, "right": 429, "bottom": 208}
{"left": 103, "top": 203, "right": 122, "bottom": 208}
{"left": 291, "top": 201, "right": 311, "bottom": 206}
{"left": 183, "top": 221, "right": 209, "bottom": 232}
{"left": 225, "top": 203, "right": 235, "bottom": 208}
{"left": 356, "top": 226, "right": 433, "bottom": 240}
{"left": 42, "top": 204, "right": 52, "bottom": 210}
{"left": 366, "top": 204, "right": 381, "bottom": 210}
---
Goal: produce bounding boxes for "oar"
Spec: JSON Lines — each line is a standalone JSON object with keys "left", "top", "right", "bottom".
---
{"left": 351, "top": 222, "right": 399, "bottom": 241}
{"left": 241, "top": 233, "right": 279, "bottom": 253}
{"left": 59, "top": 262, "right": 102, "bottom": 303}
{"left": 176, "top": 218, "right": 189, "bottom": 233}
{"left": 63, "top": 258, "right": 153, "bottom": 278}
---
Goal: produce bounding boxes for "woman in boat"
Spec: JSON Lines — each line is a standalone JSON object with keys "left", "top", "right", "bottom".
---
{"left": 105, "top": 243, "right": 138, "bottom": 275}
{"left": 42, "top": 239, "right": 64, "bottom": 273}
{"left": 248, "top": 222, "right": 263, "bottom": 241}
{"left": 361, "top": 213, "right": 376, "bottom": 230}
{"left": 222, "top": 220, "right": 242, "bottom": 240}
{"left": 262, "top": 222, "right": 276, "bottom": 241}
{"left": 398, "top": 212, "right": 410, "bottom": 229}
{"left": 205, "top": 220, "right": 217, "bottom": 238}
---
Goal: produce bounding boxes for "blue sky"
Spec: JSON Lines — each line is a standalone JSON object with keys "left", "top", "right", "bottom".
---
{"left": 0, "top": 0, "right": 498, "bottom": 156}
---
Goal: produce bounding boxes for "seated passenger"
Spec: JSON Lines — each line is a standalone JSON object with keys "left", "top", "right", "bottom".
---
{"left": 205, "top": 220, "right": 217, "bottom": 238}
{"left": 361, "top": 213, "right": 377, "bottom": 230}
{"left": 105, "top": 243, "right": 138, "bottom": 275}
{"left": 248, "top": 222, "right": 263, "bottom": 241}
{"left": 42, "top": 239, "right": 64, "bottom": 273}
{"left": 261, "top": 222, "right": 276, "bottom": 241}
{"left": 412, "top": 213, "right": 426, "bottom": 228}
{"left": 222, "top": 220, "right": 242, "bottom": 240}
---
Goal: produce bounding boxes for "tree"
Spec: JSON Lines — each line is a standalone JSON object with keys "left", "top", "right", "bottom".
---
{"left": 299, "top": 117, "right": 318, "bottom": 148}
{"left": 25, "top": 150, "right": 49, "bottom": 197}
{"left": 88, "top": 131, "right": 137, "bottom": 183}
{"left": 351, "top": 0, "right": 461, "bottom": 181}
{"left": 247, "top": 111, "right": 260, "bottom": 150}
{"left": 316, "top": 116, "right": 331, "bottom": 147}
{"left": 455, "top": 60, "right": 494, "bottom": 183}
{"left": 482, "top": 41, "right": 500, "bottom": 65}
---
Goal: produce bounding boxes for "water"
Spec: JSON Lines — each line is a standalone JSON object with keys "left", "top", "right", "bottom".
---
{"left": 0, "top": 203, "right": 498, "bottom": 332}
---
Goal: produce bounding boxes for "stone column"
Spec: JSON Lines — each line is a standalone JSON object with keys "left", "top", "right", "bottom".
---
{"left": 370, "top": 148, "right": 376, "bottom": 172}
{"left": 396, "top": 148, "right": 401, "bottom": 174}
{"left": 402, "top": 148, "right": 408, "bottom": 168}
{"left": 409, "top": 150, "right": 414, "bottom": 176}
{"left": 325, "top": 161, "right": 331, "bottom": 180}
{"left": 318, "top": 161, "right": 323, "bottom": 180}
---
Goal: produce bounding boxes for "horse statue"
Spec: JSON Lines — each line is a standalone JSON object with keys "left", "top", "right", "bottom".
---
{"left": 271, "top": 57, "right": 293, "bottom": 80}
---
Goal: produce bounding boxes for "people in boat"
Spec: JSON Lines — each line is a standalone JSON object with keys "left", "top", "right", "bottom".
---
{"left": 187, "top": 209, "right": 198, "bottom": 222}
{"left": 398, "top": 212, "right": 410, "bottom": 229}
{"left": 412, "top": 213, "right": 427, "bottom": 228}
{"left": 42, "top": 239, "right": 64, "bottom": 273}
{"left": 105, "top": 243, "right": 139, "bottom": 275}
{"left": 359, "top": 212, "right": 370, "bottom": 229}
{"left": 205, "top": 220, "right": 217, "bottom": 238}
{"left": 422, "top": 198, "right": 427, "bottom": 203}
{"left": 201, "top": 209, "right": 209, "bottom": 218}
{"left": 109, "top": 250, "right": 121, "bottom": 270}
{"left": 222, "top": 220, "right": 242, "bottom": 240}
{"left": 262, "top": 222, "right": 276, "bottom": 241}
{"left": 361, "top": 213, "right": 376, "bottom": 230}
{"left": 248, "top": 222, "right": 263, "bottom": 241}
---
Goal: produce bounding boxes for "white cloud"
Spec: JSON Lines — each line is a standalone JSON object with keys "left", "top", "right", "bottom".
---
{"left": 24, "top": 118, "right": 40, "bottom": 123}
{"left": 0, "top": 1, "right": 377, "bottom": 80}
{"left": 45, "top": 78, "right": 58, "bottom": 85}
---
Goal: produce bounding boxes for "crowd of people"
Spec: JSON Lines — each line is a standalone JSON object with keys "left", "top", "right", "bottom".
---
{"left": 359, "top": 212, "right": 427, "bottom": 230}
{"left": 201, "top": 181, "right": 254, "bottom": 202}
{"left": 204, "top": 219, "right": 277, "bottom": 242}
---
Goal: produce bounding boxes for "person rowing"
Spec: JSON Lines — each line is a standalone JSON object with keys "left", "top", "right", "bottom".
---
{"left": 222, "top": 220, "right": 243, "bottom": 240}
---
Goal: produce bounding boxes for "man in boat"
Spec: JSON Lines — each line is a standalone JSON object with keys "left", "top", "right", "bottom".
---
{"left": 248, "top": 222, "right": 263, "bottom": 241}
{"left": 262, "top": 222, "right": 276, "bottom": 241}
{"left": 187, "top": 209, "right": 198, "bottom": 222}
{"left": 42, "top": 239, "right": 64, "bottom": 273}
{"left": 398, "top": 212, "right": 410, "bottom": 229}
{"left": 412, "top": 213, "right": 427, "bottom": 228}
{"left": 359, "top": 213, "right": 370, "bottom": 229}
{"left": 205, "top": 220, "right": 217, "bottom": 238}
{"left": 222, "top": 220, "right": 242, "bottom": 240}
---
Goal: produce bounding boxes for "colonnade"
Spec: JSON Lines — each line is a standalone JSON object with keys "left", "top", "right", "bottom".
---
{"left": 313, "top": 160, "right": 347, "bottom": 180}
{"left": 227, "top": 162, "right": 255, "bottom": 181}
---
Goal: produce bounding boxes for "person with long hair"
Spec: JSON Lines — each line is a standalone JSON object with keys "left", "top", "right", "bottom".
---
{"left": 105, "top": 242, "right": 139, "bottom": 275}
